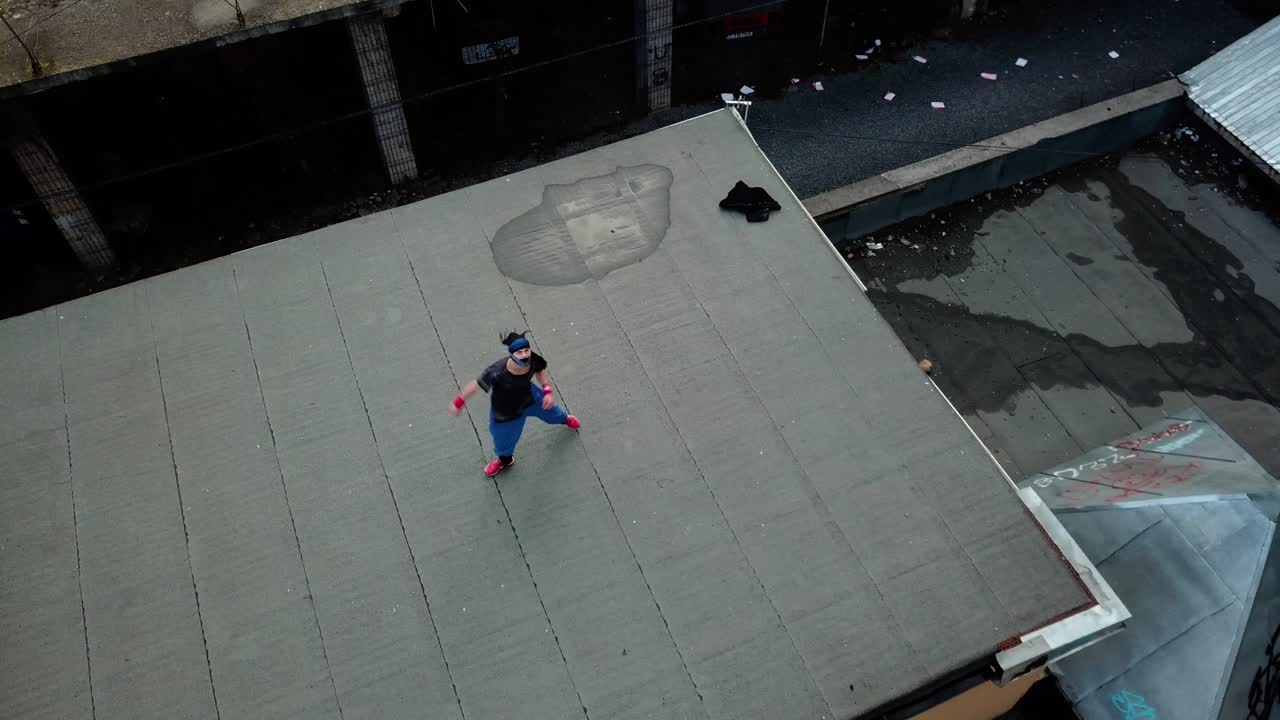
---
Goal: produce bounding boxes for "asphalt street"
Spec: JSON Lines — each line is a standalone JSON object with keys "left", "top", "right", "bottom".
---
{"left": 757, "top": 0, "right": 1264, "bottom": 197}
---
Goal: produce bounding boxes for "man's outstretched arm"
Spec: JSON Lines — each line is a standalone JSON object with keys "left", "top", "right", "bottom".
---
{"left": 450, "top": 379, "right": 483, "bottom": 415}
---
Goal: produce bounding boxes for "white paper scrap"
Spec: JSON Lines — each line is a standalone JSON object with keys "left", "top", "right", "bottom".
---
{"left": 720, "top": 93, "right": 735, "bottom": 103}
{"left": 913, "top": 55, "right": 928, "bottom": 63}
{"left": 874, "top": 38, "right": 882, "bottom": 46}
{"left": 1015, "top": 57, "right": 1029, "bottom": 67}
{"left": 856, "top": 54, "right": 869, "bottom": 60}
{"left": 1108, "top": 50, "right": 1120, "bottom": 59}
{"left": 931, "top": 101, "right": 945, "bottom": 109}
{"left": 884, "top": 91, "right": 896, "bottom": 101}
{"left": 740, "top": 85, "right": 755, "bottom": 95}
{"left": 981, "top": 72, "right": 998, "bottom": 80}
{"left": 813, "top": 81, "right": 824, "bottom": 91}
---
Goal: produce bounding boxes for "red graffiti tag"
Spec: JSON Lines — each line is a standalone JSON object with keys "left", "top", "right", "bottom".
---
{"left": 1061, "top": 455, "right": 1203, "bottom": 504}
{"left": 1114, "top": 422, "right": 1193, "bottom": 450}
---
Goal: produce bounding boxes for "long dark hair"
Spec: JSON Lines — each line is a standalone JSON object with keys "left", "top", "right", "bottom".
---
{"left": 500, "top": 330, "right": 529, "bottom": 348}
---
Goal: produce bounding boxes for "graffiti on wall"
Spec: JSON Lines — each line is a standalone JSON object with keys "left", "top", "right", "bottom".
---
{"left": 1034, "top": 452, "right": 1137, "bottom": 485}
{"left": 1064, "top": 455, "right": 1204, "bottom": 504}
{"left": 1114, "top": 421, "right": 1194, "bottom": 450}
{"left": 1031, "top": 420, "right": 1209, "bottom": 504}
{"left": 1112, "top": 690, "right": 1156, "bottom": 719}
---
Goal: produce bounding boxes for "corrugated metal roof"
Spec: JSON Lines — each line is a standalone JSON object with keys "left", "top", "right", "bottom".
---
{"left": 1181, "top": 15, "right": 1280, "bottom": 178}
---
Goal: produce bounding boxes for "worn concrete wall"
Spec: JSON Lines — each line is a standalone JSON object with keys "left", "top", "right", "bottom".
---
{"left": 807, "top": 80, "right": 1186, "bottom": 244}
{"left": 910, "top": 670, "right": 1044, "bottom": 720}
{"left": 0, "top": 0, "right": 407, "bottom": 96}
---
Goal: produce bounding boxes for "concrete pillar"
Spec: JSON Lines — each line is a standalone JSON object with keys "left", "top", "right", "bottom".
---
{"left": 636, "top": 0, "right": 673, "bottom": 112}
{"left": 7, "top": 117, "right": 115, "bottom": 269}
{"left": 347, "top": 13, "right": 418, "bottom": 184}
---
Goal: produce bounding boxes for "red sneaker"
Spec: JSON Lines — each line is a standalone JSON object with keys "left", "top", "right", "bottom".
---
{"left": 484, "top": 457, "right": 514, "bottom": 477}
{"left": 565, "top": 415, "right": 581, "bottom": 430}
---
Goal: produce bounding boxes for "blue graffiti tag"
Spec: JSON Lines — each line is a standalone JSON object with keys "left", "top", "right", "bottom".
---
{"left": 1112, "top": 690, "right": 1156, "bottom": 719}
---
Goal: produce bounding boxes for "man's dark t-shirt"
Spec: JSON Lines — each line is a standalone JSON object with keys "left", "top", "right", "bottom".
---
{"left": 478, "top": 353, "right": 547, "bottom": 422}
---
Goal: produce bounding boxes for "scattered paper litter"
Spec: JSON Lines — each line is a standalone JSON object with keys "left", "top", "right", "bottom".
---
{"left": 865, "top": 47, "right": 875, "bottom": 54}
{"left": 980, "top": 72, "right": 998, "bottom": 80}
{"left": 913, "top": 55, "right": 928, "bottom": 63}
{"left": 931, "top": 101, "right": 945, "bottom": 109}
{"left": 883, "top": 91, "right": 896, "bottom": 101}
{"left": 812, "top": 81, "right": 824, "bottom": 91}
{"left": 856, "top": 54, "right": 869, "bottom": 60}
{"left": 866, "top": 242, "right": 884, "bottom": 250}
{"left": 790, "top": 77, "right": 800, "bottom": 84}
{"left": 1108, "top": 50, "right": 1120, "bottom": 59}
{"left": 739, "top": 85, "right": 755, "bottom": 95}
{"left": 720, "top": 93, "right": 735, "bottom": 103}
{"left": 1015, "top": 57, "right": 1029, "bottom": 67}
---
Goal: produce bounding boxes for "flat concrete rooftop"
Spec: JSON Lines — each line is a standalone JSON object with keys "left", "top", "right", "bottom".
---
{"left": 0, "top": 109, "right": 1091, "bottom": 720}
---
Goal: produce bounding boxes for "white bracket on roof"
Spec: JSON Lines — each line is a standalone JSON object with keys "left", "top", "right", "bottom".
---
{"left": 723, "top": 99, "right": 752, "bottom": 123}
{"left": 993, "top": 488, "right": 1132, "bottom": 686}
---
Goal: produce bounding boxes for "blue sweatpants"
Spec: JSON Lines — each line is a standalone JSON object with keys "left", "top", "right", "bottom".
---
{"left": 490, "top": 384, "right": 569, "bottom": 457}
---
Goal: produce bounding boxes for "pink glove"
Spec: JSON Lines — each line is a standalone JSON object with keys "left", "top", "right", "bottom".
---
{"left": 449, "top": 395, "right": 465, "bottom": 416}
